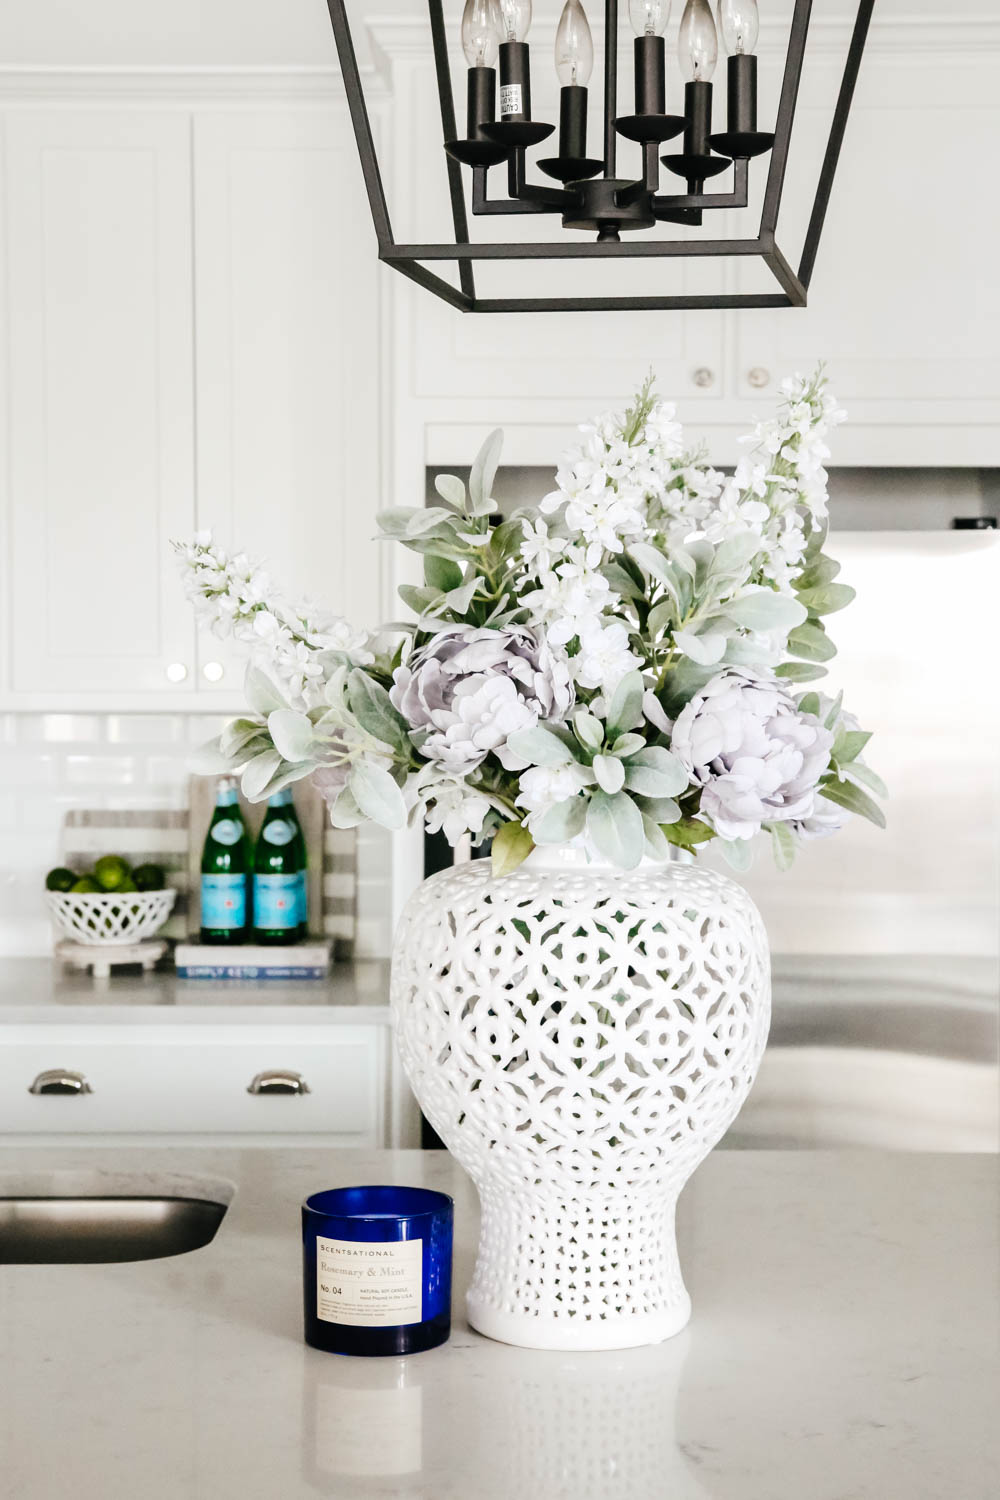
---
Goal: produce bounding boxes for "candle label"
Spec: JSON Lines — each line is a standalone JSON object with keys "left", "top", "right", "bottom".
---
{"left": 316, "top": 1235, "right": 423, "bottom": 1327}
{"left": 500, "top": 84, "right": 522, "bottom": 117}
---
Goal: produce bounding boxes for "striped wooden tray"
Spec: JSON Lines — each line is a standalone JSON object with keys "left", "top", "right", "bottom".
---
{"left": 62, "top": 778, "right": 356, "bottom": 959}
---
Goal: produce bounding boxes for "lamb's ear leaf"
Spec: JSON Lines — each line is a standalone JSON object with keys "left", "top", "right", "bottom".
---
{"left": 505, "top": 725, "right": 574, "bottom": 767}
{"left": 349, "top": 762, "right": 406, "bottom": 831}
{"left": 531, "top": 797, "right": 587, "bottom": 846}
{"left": 719, "top": 837, "right": 754, "bottom": 872}
{"left": 423, "top": 554, "right": 463, "bottom": 592}
{"left": 844, "top": 761, "right": 888, "bottom": 800}
{"left": 606, "top": 671, "right": 645, "bottom": 736}
{"left": 775, "top": 661, "right": 828, "bottom": 683}
{"left": 796, "top": 582, "right": 856, "bottom": 616}
{"left": 347, "top": 669, "right": 411, "bottom": 757}
{"left": 434, "top": 473, "right": 467, "bottom": 511}
{"left": 586, "top": 790, "right": 644, "bottom": 870}
{"left": 769, "top": 823, "right": 796, "bottom": 871}
{"left": 327, "top": 786, "right": 365, "bottom": 829}
{"left": 241, "top": 749, "right": 284, "bottom": 801}
{"left": 244, "top": 663, "right": 288, "bottom": 717}
{"left": 267, "top": 710, "right": 315, "bottom": 763}
{"left": 491, "top": 819, "right": 534, "bottom": 876}
{"left": 469, "top": 428, "right": 504, "bottom": 516}
{"left": 818, "top": 776, "right": 887, "bottom": 829}
{"left": 724, "top": 588, "right": 808, "bottom": 632}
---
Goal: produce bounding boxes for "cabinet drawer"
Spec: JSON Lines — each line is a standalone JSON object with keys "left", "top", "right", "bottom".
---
{"left": 0, "top": 1024, "right": 383, "bottom": 1141}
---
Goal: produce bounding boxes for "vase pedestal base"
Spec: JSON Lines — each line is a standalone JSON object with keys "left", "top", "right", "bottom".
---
{"left": 466, "top": 1288, "right": 692, "bottom": 1352}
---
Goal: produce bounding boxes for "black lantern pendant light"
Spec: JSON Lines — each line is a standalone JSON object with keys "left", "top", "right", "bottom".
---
{"left": 324, "top": 0, "right": 875, "bottom": 313}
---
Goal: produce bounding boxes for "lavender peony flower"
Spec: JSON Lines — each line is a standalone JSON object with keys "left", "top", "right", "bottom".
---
{"left": 390, "top": 626, "right": 574, "bottom": 777}
{"left": 671, "top": 666, "right": 834, "bottom": 841}
{"left": 789, "top": 795, "right": 845, "bottom": 840}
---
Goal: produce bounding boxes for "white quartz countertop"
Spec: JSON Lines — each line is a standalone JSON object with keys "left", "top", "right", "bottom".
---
{"left": 0, "top": 1145, "right": 996, "bottom": 1500}
{"left": 0, "top": 955, "right": 995, "bottom": 1061}
{"left": 0, "top": 957, "right": 393, "bottom": 1023}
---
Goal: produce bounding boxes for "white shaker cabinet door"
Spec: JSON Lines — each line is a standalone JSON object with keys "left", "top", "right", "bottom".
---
{"left": 192, "top": 106, "right": 384, "bottom": 679}
{"left": 4, "top": 111, "right": 197, "bottom": 696}
{"left": 732, "top": 44, "right": 1000, "bottom": 458}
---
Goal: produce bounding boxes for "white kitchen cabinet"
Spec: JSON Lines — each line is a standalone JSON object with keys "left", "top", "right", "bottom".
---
{"left": 192, "top": 108, "right": 384, "bottom": 650}
{"left": 3, "top": 110, "right": 198, "bottom": 700}
{"left": 730, "top": 38, "right": 1000, "bottom": 463}
{"left": 0, "top": 1018, "right": 416, "bottom": 1147}
{"left": 0, "top": 94, "right": 385, "bottom": 708}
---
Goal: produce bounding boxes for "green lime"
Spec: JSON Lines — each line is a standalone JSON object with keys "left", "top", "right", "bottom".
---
{"left": 117, "top": 876, "right": 138, "bottom": 893}
{"left": 45, "top": 867, "right": 78, "bottom": 893}
{"left": 132, "top": 862, "right": 165, "bottom": 892}
{"left": 70, "top": 876, "right": 102, "bottom": 894}
{"left": 94, "top": 855, "right": 132, "bottom": 892}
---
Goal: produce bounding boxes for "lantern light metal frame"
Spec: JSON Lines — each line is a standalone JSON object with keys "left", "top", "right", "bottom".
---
{"left": 324, "top": 0, "right": 875, "bottom": 313}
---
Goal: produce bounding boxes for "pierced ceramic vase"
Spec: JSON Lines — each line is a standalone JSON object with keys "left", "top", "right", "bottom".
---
{"left": 391, "top": 847, "right": 771, "bottom": 1351}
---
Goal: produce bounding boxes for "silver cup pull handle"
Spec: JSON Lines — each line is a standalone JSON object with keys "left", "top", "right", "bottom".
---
{"left": 247, "top": 1069, "right": 310, "bottom": 1096}
{"left": 29, "top": 1068, "right": 93, "bottom": 1096}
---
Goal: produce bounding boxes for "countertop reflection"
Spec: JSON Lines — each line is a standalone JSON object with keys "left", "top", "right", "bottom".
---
{"left": 0, "top": 1145, "right": 995, "bottom": 1499}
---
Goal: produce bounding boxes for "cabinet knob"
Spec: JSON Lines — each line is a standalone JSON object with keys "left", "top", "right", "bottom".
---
{"left": 29, "top": 1068, "right": 93, "bottom": 1096}
{"left": 247, "top": 1070, "right": 311, "bottom": 1096}
{"left": 691, "top": 367, "right": 715, "bottom": 389}
{"left": 202, "top": 661, "right": 224, "bottom": 682}
{"left": 165, "top": 662, "right": 188, "bottom": 683}
{"left": 747, "top": 366, "right": 771, "bottom": 389}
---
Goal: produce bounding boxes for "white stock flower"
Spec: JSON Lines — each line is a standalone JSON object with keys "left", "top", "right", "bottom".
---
{"left": 519, "top": 517, "right": 567, "bottom": 574}
{"left": 417, "top": 772, "right": 493, "bottom": 847}
{"left": 572, "top": 618, "right": 643, "bottom": 694}
{"left": 515, "top": 762, "right": 593, "bottom": 831}
{"left": 671, "top": 667, "right": 835, "bottom": 841}
{"left": 174, "top": 533, "right": 373, "bottom": 708}
{"left": 520, "top": 549, "right": 614, "bottom": 646}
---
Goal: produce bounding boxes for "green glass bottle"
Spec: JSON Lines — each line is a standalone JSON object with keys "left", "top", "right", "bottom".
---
{"left": 200, "top": 776, "right": 250, "bottom": 945}
{"left": 253, "top": 788, "right": 307, "bottom": 945}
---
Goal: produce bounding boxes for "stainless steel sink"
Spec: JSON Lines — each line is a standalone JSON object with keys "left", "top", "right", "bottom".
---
{"left": 0, "top": 1194, "right": 228, "bottom": 1264}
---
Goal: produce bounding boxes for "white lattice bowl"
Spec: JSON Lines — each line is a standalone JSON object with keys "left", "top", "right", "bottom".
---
{"left": 392, "top": 846, "right": 771, "bottom": 1352}
{"left": 46, "top": 888, "right": 177, "bottom": 946}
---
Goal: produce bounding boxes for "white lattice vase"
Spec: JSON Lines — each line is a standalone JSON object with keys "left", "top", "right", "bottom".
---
{"left": 391, "top": 847, "right": 771, "bottom": 1352}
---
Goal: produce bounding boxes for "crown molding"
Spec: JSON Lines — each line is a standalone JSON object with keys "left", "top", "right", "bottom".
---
{"left": 364, "top": 12, "right": 1000, "bottom": 61}
{"left": 0, "top": 12, "right": 994, "bottom": 102}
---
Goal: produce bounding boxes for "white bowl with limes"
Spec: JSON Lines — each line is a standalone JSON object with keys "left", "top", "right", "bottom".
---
{"left": 46, "top": 888, "right": 177, "bottom": 946}
{"left": 45, "top": 856, "right": 176, "bottom": 946}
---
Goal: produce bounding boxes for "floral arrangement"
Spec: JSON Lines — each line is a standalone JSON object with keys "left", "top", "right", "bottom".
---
{"left": 175, "top": 369, "right": 885, "bottom": 875}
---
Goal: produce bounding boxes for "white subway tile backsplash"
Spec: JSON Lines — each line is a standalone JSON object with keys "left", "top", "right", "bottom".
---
{"left": 1, "top": 752, "right": 59, "bottom": 787}
{"left": 64, "top": 754, "right": 137, "bottom": 787}
{"left": 17, "top": 714, "right": 104, "bottom": 744}
{"left": 0, "top": 711, "right": 389, "bottom": 959}
{"left": 105, "top": 714, "right": 186, "bottom": 745}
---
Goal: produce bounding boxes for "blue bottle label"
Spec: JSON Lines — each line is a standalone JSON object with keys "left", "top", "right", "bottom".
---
{"left": 254, "top": 873, "right": 300, "bottom": 929}
{"left": 261, "top": 818, "right": 296, "bottom": 847}
{"left": 201, "top": 874, "right": 247, "bottom": 929}
{"left": 211, "top": 818, "right": 243, "bottom": 847}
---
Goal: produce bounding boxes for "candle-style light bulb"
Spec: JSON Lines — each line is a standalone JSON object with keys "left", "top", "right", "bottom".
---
{"left": 555, "top": 0, "right": 594, "bottom": 86}
{"left": 678, "top": 0, "right": 717, "bottom": 81}
{"left": 629, "top": 0, "right": 671, "bottom": 37}
{"left": 719, "top": 0, "right": 758, "bottom": 55}
{"left": 462, "top": 0, "right": 500, "bottom": 67}
{"left": 496, "top": 0, "right": 532, "bottom": 44}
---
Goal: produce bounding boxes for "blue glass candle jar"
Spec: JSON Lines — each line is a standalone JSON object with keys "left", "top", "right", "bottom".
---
{"left": 302, "top": 1185, "right": 453, "bottom": 1356}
